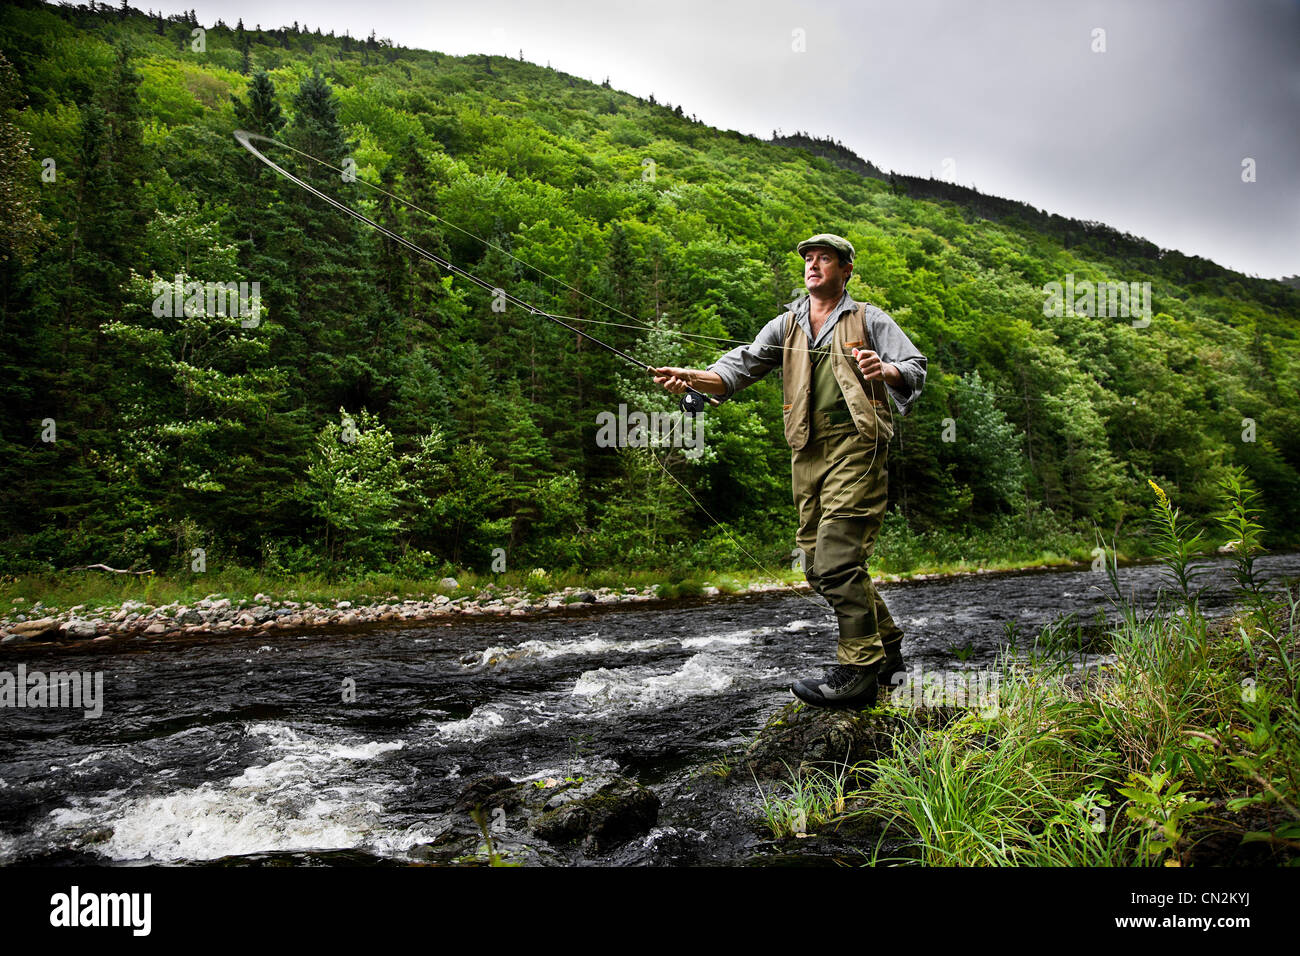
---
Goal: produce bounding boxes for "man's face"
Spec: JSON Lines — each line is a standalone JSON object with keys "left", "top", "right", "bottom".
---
{"left": 803, "top": 247, "right": 852, "bottom": 295}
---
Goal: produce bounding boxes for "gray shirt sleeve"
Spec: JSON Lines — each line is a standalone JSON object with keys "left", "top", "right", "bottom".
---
{"left": 705, "top": 313, "right": 789, "bottom": 401}
{"left": 863, "top": 305, "right": 927, "bottom": 418}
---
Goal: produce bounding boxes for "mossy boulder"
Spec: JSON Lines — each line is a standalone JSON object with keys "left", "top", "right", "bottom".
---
{"left": 530, "top": 776, "right": 660, "bottom": 853}
{"left": 743, "top": 701, "right": 901, "bottom": 779}
{"left": 449, "top": 772, "right": 660, "bottom": 858}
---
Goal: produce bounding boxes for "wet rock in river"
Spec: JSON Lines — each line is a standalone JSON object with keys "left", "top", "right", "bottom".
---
{"left": 743, "top": 701, "right": 900, "bottom": 780}
{"left": 530, "top": 776, "right": 660, "bottom": 854}
{"left": 448, "top": 772, "right": 660, "bottom": 857}
{"left": 453, "top": 774, "right": 520, "bottom": 813}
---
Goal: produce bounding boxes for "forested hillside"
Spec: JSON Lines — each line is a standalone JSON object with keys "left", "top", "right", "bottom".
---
{"left": 1, "top": 0, "right": 1297, "bottom": 579}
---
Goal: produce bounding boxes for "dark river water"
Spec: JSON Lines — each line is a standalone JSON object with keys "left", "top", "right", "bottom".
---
{"left": 2, "top": 553, "right": 1297, "bottom": 866}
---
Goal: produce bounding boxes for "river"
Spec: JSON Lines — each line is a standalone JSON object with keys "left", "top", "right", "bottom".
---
{"left": 2, "top": 553, "right": 1297, "bottom": 866}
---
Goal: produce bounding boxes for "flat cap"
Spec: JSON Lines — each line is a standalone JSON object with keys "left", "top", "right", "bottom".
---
{"left": 797, "top": 233, "right": 855, "bottom": 263}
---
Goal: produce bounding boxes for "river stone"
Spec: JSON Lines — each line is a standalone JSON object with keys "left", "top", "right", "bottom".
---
{"left": 438, "top": 577, "right": 459, "bottom": 591}
{"left": 529, "top": 776, "right": 660, "bottom": 854}
{"left": 9, "top": 617, "right": 58, "bottom": 638}
{"left": 453, "top": 774, "right": 521, "bottom": 813}
{"left": 61, "top": 619, "right": 98, "bottom": 639}
{"left": 177, "top": 609, "right": 203, "bottom": 625}
{"left": 743, "top": 701, "right": 900, "bottom": 780}
{"left": 450, "top": 773, "right": 660, "bottom": 857}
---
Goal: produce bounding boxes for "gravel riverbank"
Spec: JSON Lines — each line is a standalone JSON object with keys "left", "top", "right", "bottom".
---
{"left": 0, "top": 578, "right": 804, "bottom": 646}
{"left": 0, "top": 559, "right": 1081, "bottom": 647}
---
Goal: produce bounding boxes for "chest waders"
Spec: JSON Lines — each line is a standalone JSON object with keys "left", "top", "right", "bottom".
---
{"left": 782, "top": 305, "right": 905, "bottom": 671}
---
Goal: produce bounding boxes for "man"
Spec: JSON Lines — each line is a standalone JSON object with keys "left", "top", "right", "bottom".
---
{"left": 652, "top": 233, "right": 926, "bottom": 708}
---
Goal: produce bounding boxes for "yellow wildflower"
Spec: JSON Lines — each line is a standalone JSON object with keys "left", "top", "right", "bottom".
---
{"left": 1147, "top": 478, "right": 1169, "bottom": 508}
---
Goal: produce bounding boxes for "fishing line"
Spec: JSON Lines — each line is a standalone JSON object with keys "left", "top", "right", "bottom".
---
{"left": 248, "top": 131, "right": 1044, "bottom": 413}
{"left": 240, "top": 136, "right": 863, "bottom": 369}
{"left": 644, "top": 411, "right": 835, "bottom": 615}
{"left": 248, "top": 130, "right": 1019, "bottom": 416}
{"left": 239, "top": 133, "right": 676, "bottom": 348}
{"left": 233, "top": 129, "right": 719, "bottom": 412}
{"left": 237, "top": 129, "right": 891, "bottom": 620}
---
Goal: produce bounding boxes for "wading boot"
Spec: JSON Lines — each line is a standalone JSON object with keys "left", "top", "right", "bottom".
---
{"left": 791, "top": 663, "right": 880, "bottom": 709}
{"left": 878, "top": 641, "right": 906, "bottom": 690}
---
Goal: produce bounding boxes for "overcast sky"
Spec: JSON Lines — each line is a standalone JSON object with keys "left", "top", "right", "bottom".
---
{"left": 148, "top": 0, "right": 1297, "bottom": 278}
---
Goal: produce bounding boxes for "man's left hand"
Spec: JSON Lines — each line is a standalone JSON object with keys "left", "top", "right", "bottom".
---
{"left": 852, "top": 348, "right": 891, "bottom": 382}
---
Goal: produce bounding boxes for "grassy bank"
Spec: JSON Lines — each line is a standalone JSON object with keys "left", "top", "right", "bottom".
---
{"left": 0, "top": 549, "right": 1096, "bottom": 621}
{"left": 755, "top": 471, "right": 1300, "bottom": 865}
{"left": 0, "top": 516, "right": 1166, "bottom": 621}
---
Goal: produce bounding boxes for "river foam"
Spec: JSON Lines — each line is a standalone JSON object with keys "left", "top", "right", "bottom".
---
{"left": 39, "top": 722, "right": 421, "bottom": 862}
{"left": 464, "top": 628, "right": 764, "bottom": 671}
{"left": 572, "top": 653, "right": 745, "bottom": 710}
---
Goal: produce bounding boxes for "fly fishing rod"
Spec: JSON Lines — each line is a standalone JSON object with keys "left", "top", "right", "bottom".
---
{"left": 233, "top": 129, "right": 719, "bottom": 414}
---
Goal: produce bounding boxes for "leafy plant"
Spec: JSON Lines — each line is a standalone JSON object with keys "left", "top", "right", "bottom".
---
{"left": 1118, "top": 769, "right": 1210, "bottom": 866}
{"left": 1215, "top": 467, "right": 1268, "bottom": 617}
{"left": 1146, "top": 479, "right": 1208, "bottom": 612}
{"left": 948, "top": 638, "right": 977, "bottom": 662}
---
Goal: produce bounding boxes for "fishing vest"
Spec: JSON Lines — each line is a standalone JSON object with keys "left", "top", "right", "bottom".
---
{"left": 782, "top": 303, "right": 894, "bottom": 450}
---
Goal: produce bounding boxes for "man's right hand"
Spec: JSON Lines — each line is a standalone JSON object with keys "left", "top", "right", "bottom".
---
{"left": 651, "top": 367, "right": 693, "bottom": 395}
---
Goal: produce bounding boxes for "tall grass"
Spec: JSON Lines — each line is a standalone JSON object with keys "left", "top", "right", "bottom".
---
{"left": 759, "top": 467, "right": 1300, "bottom": 866}
{"left": 754, "top": 761, "right": 857, "bottom": 839}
